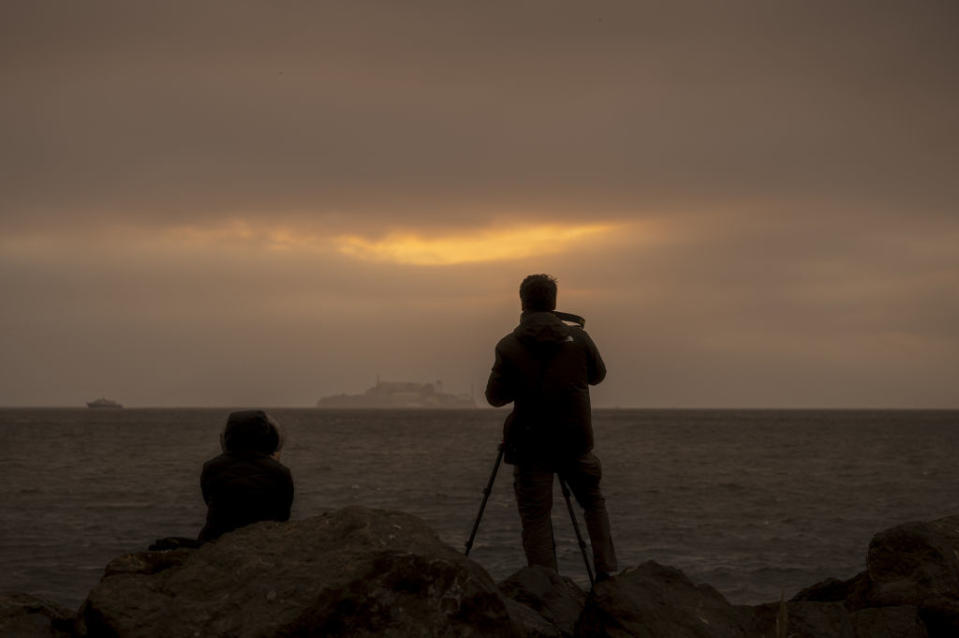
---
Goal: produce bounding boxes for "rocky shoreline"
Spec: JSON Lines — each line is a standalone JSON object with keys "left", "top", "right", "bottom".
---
{"left": 3, "top": 507, "right": 955, "bottom": 637}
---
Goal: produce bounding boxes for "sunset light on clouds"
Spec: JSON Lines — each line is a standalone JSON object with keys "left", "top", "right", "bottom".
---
{"left": 337, "top": 223, "right": 617, "bottom": 265}
{"left": 141, "top": 219, "right": 622, "bottom": 264}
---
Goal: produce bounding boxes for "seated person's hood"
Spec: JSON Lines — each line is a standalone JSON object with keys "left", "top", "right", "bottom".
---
{"left": 220, "top": 410, "right": 284, "bottom": 455}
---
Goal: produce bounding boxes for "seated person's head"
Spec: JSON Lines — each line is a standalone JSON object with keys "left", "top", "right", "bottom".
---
{"left": 220, "top": 410, "right": 283, "bottom": 457}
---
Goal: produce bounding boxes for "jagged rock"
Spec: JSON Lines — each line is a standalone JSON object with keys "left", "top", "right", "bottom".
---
{"left": 499, "top": 566, "right": 586, "bottom": 637}
{"left": 82, "top": 506, "right": 512, "bottom": 637}
{"left": 0, "top": 592, "right": 74, "bottom": 638}
{"left": 744, "top": 601, "right": 928, "bottom": 638}
{"left": 786, "top": 516, "right": 959, "bottom": 637}
{"left": 103, "top": 547, "right": 195, "bottom": 576}
{"left": 54, "top": 510, "right": 959, "bottom": 637}
{"left": 916, "top": 599, "right": 959, "bottom": 638}
{"left": 792, "top": 572, "right": 871, "bottom": 604}
{"left": 570, "top": 558, "right": 930, "bottom": 638}
{"left": 504, "top": 599, "right": 563, "bottom": 638}
{"left": 865, "top": 515, "right": 959, "bottom": 606}
{"left": 574, "top": 561, "right": 748, "bottom": 637}
{"left": 834, "top": 515, "right": 959, "bottom": 637}
{"left": 746, "top": 600, "right": 854, "bottom": 637}
{"left": 850, "top": 606, "right": 927, "bottom": 638}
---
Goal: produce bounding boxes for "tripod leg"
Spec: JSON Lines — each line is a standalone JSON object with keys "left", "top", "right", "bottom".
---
{"left": 559, "top": 477, "right": 595, "bottom": 586}
{"left": 465, "top": 444, "right": 505, "bottom": 556}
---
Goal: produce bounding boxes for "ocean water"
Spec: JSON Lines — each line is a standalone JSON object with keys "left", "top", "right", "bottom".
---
{"left": 1, "top": 408, "right": 957, "bottom": 610}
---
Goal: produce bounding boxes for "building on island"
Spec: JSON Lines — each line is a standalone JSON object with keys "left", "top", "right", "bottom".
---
{"left": 317, "top": 380, "right": 474, "bottom": 409}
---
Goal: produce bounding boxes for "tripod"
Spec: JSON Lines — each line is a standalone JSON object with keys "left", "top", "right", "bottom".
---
{"left": 464, "top": 444, "right": 595, "bottom": 586}
{"left": 464, "top": 444, "right": 504, "bottom": 557}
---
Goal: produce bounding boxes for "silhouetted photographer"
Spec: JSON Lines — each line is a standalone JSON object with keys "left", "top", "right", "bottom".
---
{"left": 485, "top": 274, "right": 617, "bottom": 580}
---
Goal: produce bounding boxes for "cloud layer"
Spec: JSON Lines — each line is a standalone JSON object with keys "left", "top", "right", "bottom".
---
{"left": 1, "top": 1, "right": 957, "bottom": 406}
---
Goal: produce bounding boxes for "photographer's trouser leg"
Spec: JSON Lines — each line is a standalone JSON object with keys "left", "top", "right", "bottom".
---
{"left": 513, "top": 465, "right": 557, "bottom": 570}
{"left": 561, "top": 453, "right": 618, "bottom": 574}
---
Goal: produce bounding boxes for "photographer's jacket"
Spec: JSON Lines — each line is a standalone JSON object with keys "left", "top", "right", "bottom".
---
{"left": 486, "top": 311, "right": 606, "bottom": 467}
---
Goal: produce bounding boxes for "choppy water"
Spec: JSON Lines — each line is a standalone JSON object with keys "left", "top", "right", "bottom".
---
{"left": 1, "top": 408, "right": 957, "bottom": 610}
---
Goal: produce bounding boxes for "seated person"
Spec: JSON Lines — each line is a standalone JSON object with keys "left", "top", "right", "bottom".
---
{"left": 198, "top": 410, "right": 294, "bottom": 542}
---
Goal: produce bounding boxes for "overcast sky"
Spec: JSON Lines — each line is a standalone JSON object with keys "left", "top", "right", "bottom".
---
{"left": 1, "top": 1, "right": 956, "bottom": 408}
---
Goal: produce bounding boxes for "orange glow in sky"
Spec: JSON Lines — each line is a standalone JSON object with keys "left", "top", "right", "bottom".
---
{"left": 336, "top": 223, "right": 617, "bottom": 265}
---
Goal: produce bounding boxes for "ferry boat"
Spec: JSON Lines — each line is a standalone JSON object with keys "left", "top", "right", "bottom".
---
{"left": 87, "top": 397, "right": 123, "bottom": 408}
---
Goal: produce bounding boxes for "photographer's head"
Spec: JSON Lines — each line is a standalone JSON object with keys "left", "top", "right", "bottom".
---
{"left": 221, "top": 410, "right": 283, "bottom": 456}
{"left": 520, "top": 274, "right": 557, "bottom": 312}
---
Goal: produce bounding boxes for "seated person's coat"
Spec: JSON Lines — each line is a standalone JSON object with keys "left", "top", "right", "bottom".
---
{"left": 198, "top": 410, "right": 294, "bottom": 542}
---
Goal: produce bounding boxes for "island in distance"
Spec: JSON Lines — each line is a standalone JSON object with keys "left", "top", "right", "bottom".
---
{"left": 317, "top": 379, "right": 475, "bottom": 408}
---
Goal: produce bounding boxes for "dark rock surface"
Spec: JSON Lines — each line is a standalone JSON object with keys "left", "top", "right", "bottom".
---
{"left": 794, "top": 515, "right": 959, "bottom": 637}
{"left": 864, "top": 515, "right": 959, "bottom": 637}
{"left": 574, "top": 561, "right": 748, "bottom": 637}
{"left": 746, "top": 600, "right": 855, "bottom": 638}
{"left": 745, "top": 602, "right": 927, "bottom": 638}
{"left": 7, "top": 509, "right": 958, "bottom": 636}
{"left": 498, "top": 566, "right": 586, "bottom": 637}
{"left": 573, "top": 560, "right": 935, "bottom": 638}
{"left": 850, "top": 606, "right": 927, "bottom": 638}
{"left": 82, "top": 506, "right": 512, "bottom": 637}
{"left": 866, "top": 516, "right": 959, "bottom": 603}
{"left": 792, "top": 572, "right": 871, "bottom": 604}
{"left": 503, "top": 600, "right": 564, "bottom": 638}
{"left": 0, "top": 592, "right": 74, "bottom": 638}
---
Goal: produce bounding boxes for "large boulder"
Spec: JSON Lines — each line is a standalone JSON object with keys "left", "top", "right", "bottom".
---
{"left": 571, "top": 559, "right": 929, "bottom": 638}
{"left": 499, "top": 566, "right": 586, "bottom": 637}
{"left": 744, "top": 601, "right": 927, "bottom": 638}
{"left": 574, "top": 561, "right": 748, "bottom": 638}
{"left": 790, "top": 515, "right": 959, "bottom": 637}
{"left": 800, "top": 516, "right": 959, "bottom": 637}
{"left": 0, "top": 592, "right": 74, "bottom": 638}
{"left": 502, "top": 600, "right": 564, "bottom": 638}
{"left": 58, "top": 509, "right": 959, "bottom": 637}
{"left": 865, "top": 516, "right": 959, "bottom": 608}
{"left": 792, "top": 572, "right": 871, "bottom": 604}
{"left": 745, "top": 600, "right": 852, "bottom": 638}
{"left": 82, "top": 506, "right": 512, "bottom": 637}
{"left": 849, "top": 607, "right": 927, "bottom": 638}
